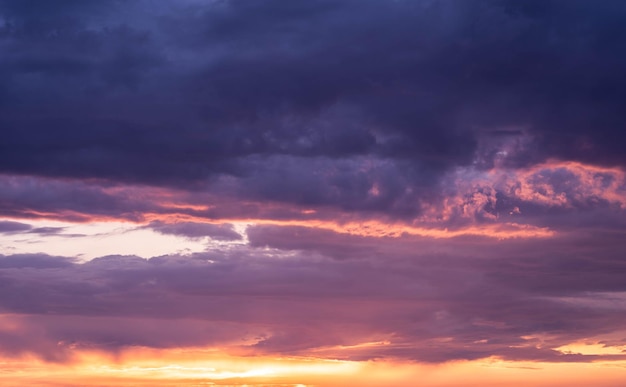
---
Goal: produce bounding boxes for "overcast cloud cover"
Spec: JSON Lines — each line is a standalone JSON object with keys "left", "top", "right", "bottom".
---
{"left": 0, "top": 0, "right": 626, "bottom": 383}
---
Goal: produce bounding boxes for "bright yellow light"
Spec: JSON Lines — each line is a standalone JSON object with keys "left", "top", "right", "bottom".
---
{"left": 1, "top": 347, "right": 626, "bottom": 387}
{"left": 555, "top": 341, "right": 626, "bottom": 355}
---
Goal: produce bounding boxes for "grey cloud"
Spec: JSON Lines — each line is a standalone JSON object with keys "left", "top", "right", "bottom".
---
{"left": 146, "top": 220, "right": 242, "bottom": 241}
{"left": 28, "top": 226, "right": 65, "bottom": 235}
{"left": 0, "top": 253, "right": 74, "bottom": 268}
{"left": 0, "top": 220, "right": 31, "bottom": 233}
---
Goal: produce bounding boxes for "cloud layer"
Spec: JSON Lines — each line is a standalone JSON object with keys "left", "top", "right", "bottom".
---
{"left": 0, "top": 1, "right": 625, "bottom": 382}
{"left": 1, "top": 225, "right": 625, "bottom": 364}
{"left": 2, "top": 0, "right": 626, "bottom": 214}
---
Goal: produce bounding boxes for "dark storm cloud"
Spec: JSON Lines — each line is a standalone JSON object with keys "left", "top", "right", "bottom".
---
{"left": 0, "top": 174, "right": 343, "bottom": 222}
{"left": 0, "top": 228, "right": 625, "bottom": 363}
{"left": 1, "top": 0, "right": 625, "bottom": 215}
{"left": 232, "top": 155, "right": 433, "bottom": 217}
{"left": 0, "top": 175, "right": 156, "bottom": 221}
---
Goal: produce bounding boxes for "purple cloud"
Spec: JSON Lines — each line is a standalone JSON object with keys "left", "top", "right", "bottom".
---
{"left": 0, "top": 224, "right": 625, "bottom": 364}
{"left": 145, "top": 220, "right": 241, "bottom": 241}
{"left": 0, "top": 220, "right": 32, "bottom": 233}
{"left": 0, "top": 1, "right": 625, "bottom": 379}
{"left": 1, "top": 0, "right": 626, "bottom": 214}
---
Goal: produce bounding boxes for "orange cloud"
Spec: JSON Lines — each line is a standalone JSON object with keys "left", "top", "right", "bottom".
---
{"left": 7, "top": 160, "right": 624, "bottom": 242}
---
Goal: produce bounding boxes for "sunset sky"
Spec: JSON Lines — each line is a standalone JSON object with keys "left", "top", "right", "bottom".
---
{"left": 1, "top": 0, "right": 626, "bottom": 386}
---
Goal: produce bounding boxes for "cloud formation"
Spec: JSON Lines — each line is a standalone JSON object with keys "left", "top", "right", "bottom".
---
{"left": 0, "top": 1, "right": 625, "bottom": 383}
{"left": 1, "top": 0, "right": 626, "bottom": 216}
{"left": 1, "top": 223, "right": 625, "bottom": 364}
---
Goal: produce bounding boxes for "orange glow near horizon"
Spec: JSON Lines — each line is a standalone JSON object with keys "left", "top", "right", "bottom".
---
{"left": 2, "top": 347, "right": 626, "bottom": 387}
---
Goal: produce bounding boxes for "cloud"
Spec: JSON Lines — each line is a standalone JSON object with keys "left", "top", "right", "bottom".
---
{"left": 0, "top": 220, "right": 32, "bottom": 233}
{"left": 0, "top": 0, "right": 625, "bottom": 215}
{"left": 1, "top": 1, "right": 626, "bottom": 373}
{"left": 145, "top": 220, "right": 242, "bottom": 241}
{"left": 28, "top": 226, "right": 65, "bottom": 235}
{"left": 0, "top": 253, "right": 74, "bottom": 268}
{"left": 0, "top": 164, "right": 622, "bottom": 241}
{"left": 0, "top": 225, "right": 625, "bottom": 364}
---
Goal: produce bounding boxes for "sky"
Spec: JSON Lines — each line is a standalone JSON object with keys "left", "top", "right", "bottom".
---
{"left": 1, "top": 0, "right": 626, "bottom": 385}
